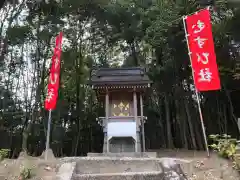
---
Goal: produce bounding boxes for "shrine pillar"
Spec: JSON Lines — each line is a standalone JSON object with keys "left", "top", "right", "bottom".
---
{"left": 133, "top": 89, "right": 141, "bottom": 152}
{"left": 140, "top": 93, "right": 146, "bottom": 152}
{"left": 103, "top": 90, "right": 109, "bottom": 152}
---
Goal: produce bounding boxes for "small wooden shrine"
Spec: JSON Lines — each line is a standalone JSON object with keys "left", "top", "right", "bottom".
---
{"left": 90, "top": 67, "right": 152, "bottom": 153}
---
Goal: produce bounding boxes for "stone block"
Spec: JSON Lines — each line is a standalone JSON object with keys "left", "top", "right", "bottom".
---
{"left": 40, "top": 149, "right": 56, "bottom": 160}
{"left": 145, "top": 152, "right": 157, "bottom": 158}
{"left": 55, "top": 162, "right": 76, "bottom": 180}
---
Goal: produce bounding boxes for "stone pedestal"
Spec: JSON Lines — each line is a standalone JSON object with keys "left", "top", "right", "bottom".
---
{"left": 40, "top": 149, "right": 55, "bottom": 160}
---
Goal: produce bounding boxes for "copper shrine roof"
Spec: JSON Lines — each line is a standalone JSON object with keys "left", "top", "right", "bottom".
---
{"left": 90, "top": 67, "right": 152, "bottom": 88}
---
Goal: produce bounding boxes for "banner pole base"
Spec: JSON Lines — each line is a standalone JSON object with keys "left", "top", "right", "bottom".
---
{"left": 45, "top": 109, "right": 52, "bottom": 160}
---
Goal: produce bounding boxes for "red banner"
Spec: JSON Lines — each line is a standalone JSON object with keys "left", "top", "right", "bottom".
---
{"left": 185, "top": 9, "right": 220, "bottom": 91}
{"left": 45, "top": 32, "right": 63, "bottom": 110}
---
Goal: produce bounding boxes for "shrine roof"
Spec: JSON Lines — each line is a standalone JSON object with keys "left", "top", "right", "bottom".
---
{"left": 90, "top": 67, "right": 152, "bottom": 88}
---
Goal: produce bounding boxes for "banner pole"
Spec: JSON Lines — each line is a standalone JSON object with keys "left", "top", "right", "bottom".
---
{"left": 195, "top": 91, "right": 210, "bottom": 157}
{"left": 45, "top": 109, "right": 52, "bottom": 160}
{"left": 182, "top": 16, "right": 210, "bottom": 157}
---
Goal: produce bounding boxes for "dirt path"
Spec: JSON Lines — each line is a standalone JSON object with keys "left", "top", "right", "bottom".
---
{"left": 0, "top": 157, "right": 59, "bottom": 180}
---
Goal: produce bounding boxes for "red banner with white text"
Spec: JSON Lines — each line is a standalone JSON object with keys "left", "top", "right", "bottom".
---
{"left": 45, "top": 32, "right": 63, "bottom": 110}
{"left": 185, "top": 9, "right": 220, "bottom": 91}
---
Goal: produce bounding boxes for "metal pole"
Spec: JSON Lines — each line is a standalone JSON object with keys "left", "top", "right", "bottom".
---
{"left": 45, "top": 109, "right": 52, "bottom": 160}
{"left": 195, "top": 91, "right": 210, "bottom": 157}
{"left": 182, "top": 16, "right": 210, "bottom": 157}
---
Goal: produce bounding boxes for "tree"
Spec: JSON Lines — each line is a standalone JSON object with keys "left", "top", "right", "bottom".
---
{"left": 0, "top": 0, "right": 240, "bottom": 156}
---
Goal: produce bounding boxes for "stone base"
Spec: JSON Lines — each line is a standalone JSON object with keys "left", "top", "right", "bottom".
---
{"left": 75, "top": 158, "right": 162, "bottom": 174}
{"left": 87, "top": 152, "right": 157, "bottom": 158}
{"left": 18, "top": 151, "right": 29, "bottom": 159}
{"left": 73, "top": 172, "right": 163, "bottom": 180}
{"left": 40, "top": 149, "right": 55, "bottom": 160}
{"left": 56, "top": 162, "right": 76, "bottom": 180}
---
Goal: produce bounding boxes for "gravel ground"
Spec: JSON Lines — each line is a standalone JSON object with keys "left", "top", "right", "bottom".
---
{"left": 0, "top": 150, "right": 238, "bottom": 180}
{"left": 155, "top": 150, "right": 240, "bottom": 180}
{"left": 0, "top": 157, "right": 60, "bottom": 180}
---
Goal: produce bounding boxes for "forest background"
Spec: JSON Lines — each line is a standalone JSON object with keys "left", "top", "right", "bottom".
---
{"left": 0, "top": 0, "right": 240, "bottom": 157}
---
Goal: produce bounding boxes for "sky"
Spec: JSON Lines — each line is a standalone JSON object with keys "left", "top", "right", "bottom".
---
{"left": 0, "top": 0, "right": 126, "bottom": 107}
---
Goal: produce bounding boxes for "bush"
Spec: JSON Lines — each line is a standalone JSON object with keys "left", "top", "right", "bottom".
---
{"left": 0, "top": 149, "right": 10, "bottom": 160}
{"left": 233, "top": 153, "right": 240, "bottom": 172}
{"left": 209, "top": 134, "right": 237, "bottom": 159}
{"left": 19, "top": 167, "right": 32, "bottom": 180}
{"left": 209, "top": 134, "right": 240, "bottom": 171}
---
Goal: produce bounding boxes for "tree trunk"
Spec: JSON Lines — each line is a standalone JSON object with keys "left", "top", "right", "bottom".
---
{"left": 178, "top": 99, "right": 188, "bottom": 149}
{"left": 184, "top": 98, "right": 197, "bottom": 149}
{"left": 164, "top": 94, "right": 174, "bottom": 148}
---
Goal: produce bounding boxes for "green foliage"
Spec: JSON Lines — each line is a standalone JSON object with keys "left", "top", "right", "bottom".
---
{"left": 6, "top": 25, "right": 32, "bottom": 45}
{"left": 209, "top": 134, "right": 240, "bottom": 172}
{"left": 209, "top": 134, "right": 237, "bottom": 159}
{"left": 19, "top": 167, "right": 32, "bottom": 180}
{"left": 233, "top": 154, "right": 240, "bottom": 172}
{"left": 0, "top": 149, "right": 9, "bottom": 160}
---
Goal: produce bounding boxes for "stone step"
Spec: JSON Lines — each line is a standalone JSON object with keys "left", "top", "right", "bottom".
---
{"left": 87, "top": 152, "right": 157, "bottom": 158}
{"left": 59, "top": 157, "right": 192, "bottom": 180}
{"left": 30, "top": 176, "right": 55, "bottom": 180}
{"left": 73, "top": 171, "right": 163, "bottom": 180}
{"left": 75, "top": 158, "right": 162, "bottom": 174}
